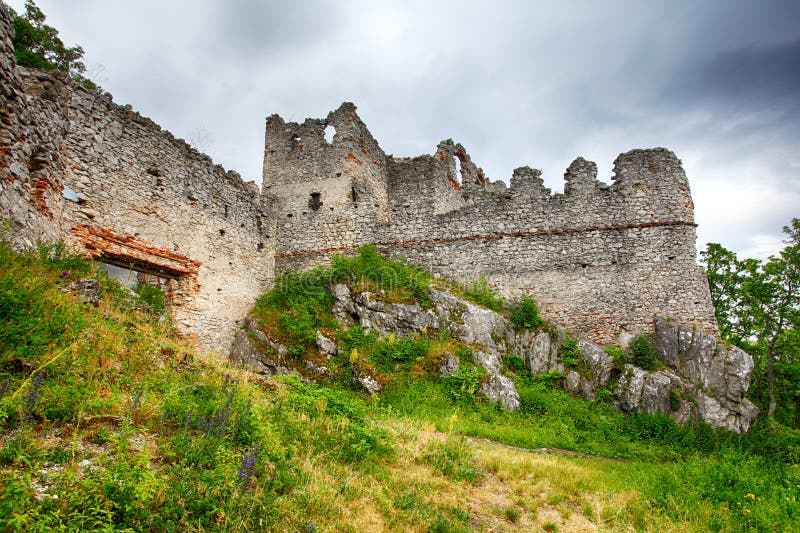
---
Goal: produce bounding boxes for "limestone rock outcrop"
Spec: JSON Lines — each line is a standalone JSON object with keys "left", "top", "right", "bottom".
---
{"left": 232, "top": 281, "right": 757, "bottom": 430}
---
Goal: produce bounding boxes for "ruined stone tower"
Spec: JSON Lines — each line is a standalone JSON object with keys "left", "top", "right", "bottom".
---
{"left": 0, "top": 2, "right": 717, "bottom": 350}
{"left": 264, "top": 103, "right": 717, "bottom": 345}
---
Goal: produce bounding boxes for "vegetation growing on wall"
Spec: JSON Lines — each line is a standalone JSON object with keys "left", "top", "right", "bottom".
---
{"left": 8, "top": 0, "right": 96, "bottom": 89}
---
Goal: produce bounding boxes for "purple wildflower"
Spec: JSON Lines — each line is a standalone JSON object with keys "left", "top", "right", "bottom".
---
{"left": 237, "top": 443, "right": 261, "bottom": 490}
{"left": 61, "top": 271, "right": 70, "bottom": 278}
{"left": 130, "top": 390, "right": 143, "bottom": 415}
{"left": 23, "top": 373, "right": 45, "bottom": 421}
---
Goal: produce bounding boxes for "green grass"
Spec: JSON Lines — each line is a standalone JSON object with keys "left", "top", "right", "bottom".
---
{"left": 460, "top": 276, "right": 504, "bottom": 312}
{"left": 1, "top": 241, "right": 799, "bottom": 532}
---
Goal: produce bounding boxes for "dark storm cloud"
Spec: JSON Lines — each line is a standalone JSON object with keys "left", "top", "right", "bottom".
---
{"left": 668, "top": 38, "right": 800, "bottom": 118}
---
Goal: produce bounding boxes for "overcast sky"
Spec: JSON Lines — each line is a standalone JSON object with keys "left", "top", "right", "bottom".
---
{"left": 8, "top": 0, "right": 799, "bottom": 259}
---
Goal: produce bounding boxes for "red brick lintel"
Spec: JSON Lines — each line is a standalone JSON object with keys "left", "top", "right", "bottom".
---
{"left": 275, "top": 220, "right": 697, "bottom": 259}
{"left": 70, "top": 225, "right": 201, "bottom": 279}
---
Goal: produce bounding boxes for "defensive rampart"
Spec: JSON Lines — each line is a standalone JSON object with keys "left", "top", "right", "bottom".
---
{"left": 265, "top": 103, "right": 717, "bottom": 344}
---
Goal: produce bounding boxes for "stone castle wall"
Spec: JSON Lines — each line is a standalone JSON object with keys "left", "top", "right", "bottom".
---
{"left": 266, "top": 104, "right": 717, "bottom": 344}
{"left": 1, "top": 0, "right": 718, "bottom": 349}
{"left": 0, "top": 3, "right": 67, "bottom": 248}
{"left": 0, "top": 4, "right": 273, "bottom": 351}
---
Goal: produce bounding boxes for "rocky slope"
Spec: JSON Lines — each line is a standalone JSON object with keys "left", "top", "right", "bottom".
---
{"left": 232, "top": 284, "right": 757, "bottom": 432}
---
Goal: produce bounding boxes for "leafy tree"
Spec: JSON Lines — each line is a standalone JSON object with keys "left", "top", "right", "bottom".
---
{"left": 701, "top": 219, "right": 800, "bottom": 423}
{"left": 8, "top": 0, "right": 96, "bottom": 89}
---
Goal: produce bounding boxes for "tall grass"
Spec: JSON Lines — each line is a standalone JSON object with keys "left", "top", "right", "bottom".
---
{"left": 1, "top": 240, "right": 798, "bottom": 531}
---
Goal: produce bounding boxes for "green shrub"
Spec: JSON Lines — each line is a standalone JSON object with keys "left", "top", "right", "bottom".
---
{"left": 331, "top": 245, "right": 432, "bottom": 306}
{"left": 133, "top": 282, "right": 165, "bottom": 315}
{"left": 254, "top": 267, "right": 336, "bottom": 352}
{"left": 462, "top": 276, "right": 504, "bottom": 311}
{"left": 338, "top": 325, "right": 379, "bottom": 354}
{"left": 442, "top": 364, "right": 486, "bottom": 403}
{"left": 669, "top": 387, "right": 682, "bottom": 411}
{"left": 369, "top": 334, "right": 431, "bottom": 373}
{"left": 0, "top": 267, "right": 86, "bottom": 364}
{"left": 35, "top": 241, "right": 92, "bottom": 277}
{"left": 509, "top": 295, "right": 544, "bottom": 330}
{"left": 628, "top": 334, "right": 660, "bottom": 370}
{"left": 504, "top": 353, "right": 527, "bottom": 374}
{"left": 504, "top": 506, "right": 522, "bottom": 523}
{"left": 559, "top": 336, "right": 581, "bottom": 368}
{"left": 604, "top": 345, "right": 625, "bottom": 361}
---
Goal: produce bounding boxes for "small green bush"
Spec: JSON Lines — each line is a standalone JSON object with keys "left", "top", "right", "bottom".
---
{"left": 628, "top": 334, "right": 660, "bottom": 370}
{"left": 509, "top": 295, "right": 544, "bottom": 330}
{"left": 559, "top": 336, "right": 581, "bottom": 368}
{"left": 462, "top": 276, "right": 504, "bottom": 312}
{"left": 369, "top": 334, "right": 431, "bottom": 373}
{"left": 504, "top": 353, "right": 527, "bottom": 374}
{"left": 422, "top": 436, "right": 483, "bottom": 482}
{"left": 669, "top": 387, "right": 682, "bottom": 411}
{"left": 35, "top": 241, "right": 92, "bottom": 277}
{"left": 133, "top": 282, "right": 165, "bottom": 315}
{"left": 331, "top": 245, "right": 432, "bottom": 306}
{"left": 604, "top": 345, "right": 625, "bottom": 361}
{"left": 442, "top": 364, "right": 486, "bottom": 403}
{"left": 253, "top": 266, "right": 336, "bottom": 352}
{"left": 504, "top": 506, "right": 521, "bottom": 523}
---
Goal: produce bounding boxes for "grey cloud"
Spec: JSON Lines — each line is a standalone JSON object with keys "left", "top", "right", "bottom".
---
{"left": 8, "top": 0, "right": 798, "bottom": 258}
{"left": 667, "top": 39, "right": 800, "bottom": 117}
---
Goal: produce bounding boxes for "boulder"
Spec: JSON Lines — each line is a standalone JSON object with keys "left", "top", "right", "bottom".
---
{"left": 480, "top": 374, "right": 521, "bottom": 411}
{"left": 439, "top": 353, "right": 460, "bottom": 377}
{"left": 331, "top": 284, "right": 438, "bottom": 336}
{"left": 430, "top": 289, "right": 508, "bottom": 349}
{"left": 315, "top": 330, "right": 337, "bottom": 356}
{"left": 353, "top": 370, "right": 382, "bottom": 394}
{"left": 654, "top": 318, "right": 757, "bottom": 431}
{"left": 473, "top": 349, "right": 502, "bottom": 374}
{"left": 511, "top": 328, "right": 564, "bottom": 374}
{"left": 68, "top": 277, "right": 101, "bottom": 306}
{"left": 229, "top": 318, "right": 292, "bottom": 375}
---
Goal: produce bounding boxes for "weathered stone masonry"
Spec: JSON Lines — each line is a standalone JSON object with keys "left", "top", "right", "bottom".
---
{"left": 1, "top": 2, "right": 717, "bottom": 349}
{"left": 0, "top": 4, "right": 274, "bottom": 351}
{"left": 265, "top": 104, "right": 718, "bottom": 345}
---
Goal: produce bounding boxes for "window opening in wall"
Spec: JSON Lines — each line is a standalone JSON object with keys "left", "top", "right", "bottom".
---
{"left": 324, "top": 124, "right": 336, "bottom": 144}
{"left": 350, "top": 186, "right": 359, "bottom": 203}
{"left": 308, "top": 192, "right": 323, "bottom": 211}
{"left": 97, "top": 261, "right": 173, "bottom": 314}
{"left": 453, "top": 156, "right": 463, "bottom": 184}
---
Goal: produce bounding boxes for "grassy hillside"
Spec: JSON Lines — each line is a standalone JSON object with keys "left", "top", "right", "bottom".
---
{"left": 1, "top": 242, "right": 798, "bottom": 532}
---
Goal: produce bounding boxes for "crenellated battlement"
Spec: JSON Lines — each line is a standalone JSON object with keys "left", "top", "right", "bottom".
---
{"left": 267, "top": 104, "right": 714, "bottom": 344}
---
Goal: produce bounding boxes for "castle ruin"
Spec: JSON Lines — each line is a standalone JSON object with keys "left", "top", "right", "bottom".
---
{"left": 0, "top": 4, "right": 717, "bottom": 352}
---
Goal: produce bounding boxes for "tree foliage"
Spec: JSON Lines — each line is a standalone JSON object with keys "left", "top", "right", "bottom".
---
{"left": 8, "top": 0, "right": 96, "bottom": 89}
{"left": 701, "top": 219, "right": 800, "bottom": 425}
